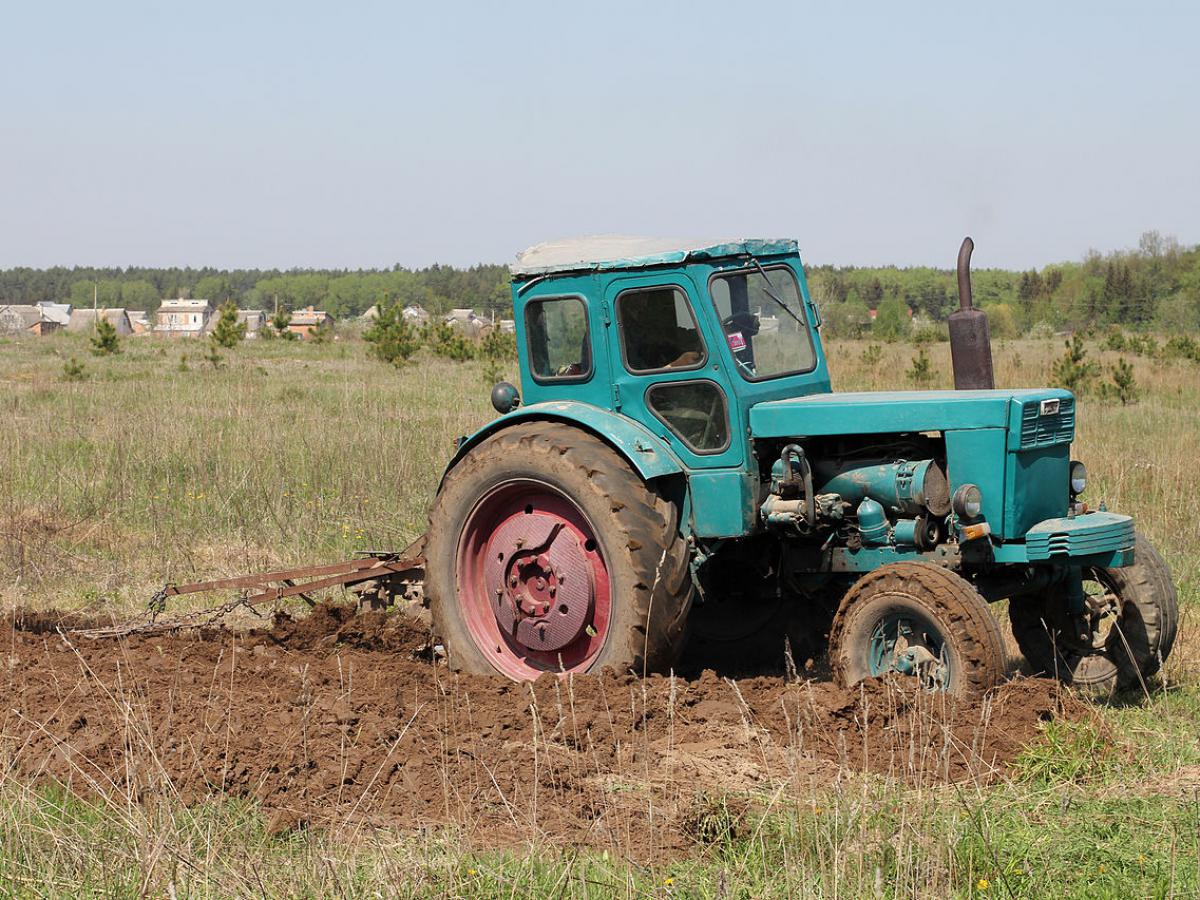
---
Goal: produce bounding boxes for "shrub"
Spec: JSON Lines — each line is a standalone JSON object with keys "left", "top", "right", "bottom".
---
{"left": 985, "top": 303, "right": 1020, "bottom": 340}
{"left": 1103, "top": 330, "right": 1127, "bottom": 352}
{"left": 363, "top": 303, "right": 419, "bottom": 366}
{"left": 821, "top": 301, "right": 872, "bottom": 339}
{"left": 271, "top": 308, "right": 298, "bottom": 341}
{"left": 309, "top": 318, "right": 334, "bottom": 345}
{"left": 860, "top": 343, "right": 883, "bottom": 367}
{"left": 480, "top": 329, "right": 517, "bottom": 361}
{"left": 62, "top": 357, "right": 86, "bottom": 382}
{"left": 1163, "top": 334, "right": 1200, "bottom": 362}
{"left": 871, "top": 298, "right": 911, "bottom": 342}
{"left": 425, "top": 322, "right": 476, "bottom": 361}
{"left": 912, "top": 325, "right": 948, "bottom": 345}
{"left": 1099, "top": 358, "right": 1138, "bottom": 405}
{"left": 907, "top": 347, "right": 935, "bottom": 385}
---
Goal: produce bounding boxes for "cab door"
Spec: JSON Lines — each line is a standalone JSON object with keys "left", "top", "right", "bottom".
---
{"left": 602, "top": 272, "right": 743, "bottom": 471}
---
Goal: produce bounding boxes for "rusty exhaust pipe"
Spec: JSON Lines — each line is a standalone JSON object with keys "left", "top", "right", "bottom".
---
{"left": 948, "top": 236, "right": 995, "bottom": 390}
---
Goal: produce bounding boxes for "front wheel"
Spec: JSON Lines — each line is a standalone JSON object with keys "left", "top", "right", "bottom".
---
{"left": 829, "top": 562, "right": 1007, "bottom": 697}
{"left": 425, "top": 422, "right": 693, "bottom": 680}
{"left": 1009, "top": 533, "right": 1178, "bottom": 695}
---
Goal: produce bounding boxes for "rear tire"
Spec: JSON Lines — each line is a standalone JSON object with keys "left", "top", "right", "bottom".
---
{"left": 1009, "top": 533, "right": 1178, "bottom": 695}
{"left": 830, "top": 562, "right": 1007, "bottom": 697}
{"left": 426, "top": 422, "right": 693, "bottom": 680}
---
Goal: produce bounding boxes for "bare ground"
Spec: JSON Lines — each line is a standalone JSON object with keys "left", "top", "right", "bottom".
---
{"left": 0, "top": 603, "right": 1080, "bottom": 862}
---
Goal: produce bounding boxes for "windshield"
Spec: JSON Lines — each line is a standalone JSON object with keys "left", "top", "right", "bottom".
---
{"left": 708, "top": 265, "right": 817, "bottom": 380}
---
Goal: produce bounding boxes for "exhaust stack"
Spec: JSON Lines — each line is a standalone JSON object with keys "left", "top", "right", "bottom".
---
{"left": 947, "top": 236, "right": 995, "bottom": 390}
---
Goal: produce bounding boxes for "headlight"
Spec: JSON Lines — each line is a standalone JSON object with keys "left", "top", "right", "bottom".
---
{"left": 1069, "top": 460, "right": 1087, "bottom": 496}
{"left": 952, "top": 483, "right": 983, "bottom": 520}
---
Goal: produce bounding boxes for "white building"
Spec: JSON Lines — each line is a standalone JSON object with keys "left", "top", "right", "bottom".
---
{"left": 155, "top": 299, "right": 214, "bottom": 337}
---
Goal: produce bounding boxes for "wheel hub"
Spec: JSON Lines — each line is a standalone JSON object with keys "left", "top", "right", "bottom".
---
{"left": 483, "top": 515, "right": 595, "bottom": 653}
{"left": 869, "top": 615, "right": 950, "bottom": 689}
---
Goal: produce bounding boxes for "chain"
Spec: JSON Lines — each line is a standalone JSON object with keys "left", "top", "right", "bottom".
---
{"left": 69, "top": 587, "right": 268, "bottom": 640}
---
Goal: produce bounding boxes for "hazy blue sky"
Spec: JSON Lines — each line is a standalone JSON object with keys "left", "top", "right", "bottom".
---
{"left": 1, "top": 0, "right": 1196, "bottom": 270}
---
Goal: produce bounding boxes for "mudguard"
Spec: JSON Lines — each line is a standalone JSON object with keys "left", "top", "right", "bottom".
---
{"left": 441, "top": 400, "right": 685, "bottom": 487}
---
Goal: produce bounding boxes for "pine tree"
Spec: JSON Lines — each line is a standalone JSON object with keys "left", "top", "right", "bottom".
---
{"left": 90, "top": 316, "right": 120, "bottom": 355}
{"left": 211, "top": 300, "right": 247, "bottom": 349}
{"left": 271, "top": 307, "right": 297, "bottom": 340}
{"left": 1051, "top": 335, "right": 1099, "bottom": 395}
{"left": 363, "top": 303, "right": 419, "bottom": 366}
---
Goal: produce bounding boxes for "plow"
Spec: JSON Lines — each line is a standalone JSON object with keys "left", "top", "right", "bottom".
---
{"left": 74, "top": 234, "right": 1177, "bottom": 698}
{"left": 73, "top": 544, "right": 427, "bottom": 640}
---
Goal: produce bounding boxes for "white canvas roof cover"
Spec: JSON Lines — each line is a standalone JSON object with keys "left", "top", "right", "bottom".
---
{"left": 510, "top": 236, "right": 798, "bottom": 278}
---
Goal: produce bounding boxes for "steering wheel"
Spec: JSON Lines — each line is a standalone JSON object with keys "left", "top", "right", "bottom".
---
{"left": 721, "top": 311, "right": 760, "bottom": 335}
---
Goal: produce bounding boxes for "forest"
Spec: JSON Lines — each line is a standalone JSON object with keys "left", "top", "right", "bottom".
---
{"left": 1, "top": 231, "right": 1197, "bottom": 335}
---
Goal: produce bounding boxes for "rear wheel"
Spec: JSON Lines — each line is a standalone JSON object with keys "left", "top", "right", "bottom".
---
{"left": 830, "top": 562, "right": 1007, "bottom": 696}
{"left": 426, "top": 422, "right": 692, "bottom": 680}
{"left": 1009, "top": 533, "right": 1178, "bottom": 695}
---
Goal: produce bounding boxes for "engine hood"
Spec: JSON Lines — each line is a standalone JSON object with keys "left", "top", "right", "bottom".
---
{"left": 748, "top": 388, "right": 1074, "bottom": 439}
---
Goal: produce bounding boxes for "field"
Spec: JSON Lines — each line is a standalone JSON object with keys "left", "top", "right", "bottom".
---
{"left": 1, "top": 331, "right": 1198, "bottom": 897}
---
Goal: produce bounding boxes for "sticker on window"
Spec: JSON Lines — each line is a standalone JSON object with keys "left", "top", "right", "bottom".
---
{"left": 727, "top": 331, "right": 747, "bottom": 352}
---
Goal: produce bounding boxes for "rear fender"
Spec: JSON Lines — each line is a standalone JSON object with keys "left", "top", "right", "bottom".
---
{"left": 441, "top": 400, "right": 686, "bottom": 489}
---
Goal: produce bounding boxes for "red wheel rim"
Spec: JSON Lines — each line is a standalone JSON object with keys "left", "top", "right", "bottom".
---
{"left": 457, "top": 480, "right": 612, "bottom": 679}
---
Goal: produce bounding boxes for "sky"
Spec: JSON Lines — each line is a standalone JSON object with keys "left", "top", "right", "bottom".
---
{"left": 1, "top": 0, "right": 1197, "bottom": 271}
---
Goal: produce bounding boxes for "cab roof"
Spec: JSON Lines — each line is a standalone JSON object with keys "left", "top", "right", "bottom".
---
{"left": 510, "top": 236, "right": 799, "bottom": 279}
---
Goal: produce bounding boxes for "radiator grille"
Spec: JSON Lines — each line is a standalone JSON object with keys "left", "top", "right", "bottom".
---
{"left": 1020, "top": 398, "right": 1075, "bottom": 448}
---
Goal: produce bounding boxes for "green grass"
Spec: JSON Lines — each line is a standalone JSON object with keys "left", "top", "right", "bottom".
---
{"left": 1, "top": 331, "right": 1198, "bottom": 896}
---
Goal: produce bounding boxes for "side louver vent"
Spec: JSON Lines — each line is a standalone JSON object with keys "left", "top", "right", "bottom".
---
{"left": 1020, "top": 398, "right": 1075, "bottom": 449}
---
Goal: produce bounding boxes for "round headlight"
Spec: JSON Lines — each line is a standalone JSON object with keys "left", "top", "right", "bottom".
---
{"left": 1070, "top": 460, "right": 1087, "bottom": 496}
{"left": 952, "top": 483, "right": 983, "bottom": 520}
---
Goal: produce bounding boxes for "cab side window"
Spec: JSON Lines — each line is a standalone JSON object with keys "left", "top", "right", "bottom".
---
{"left": 525, "top": 297, "right": 591, "bottom": 382}
{"left": 617, "top": 287, "right": 706, "bottom": 373}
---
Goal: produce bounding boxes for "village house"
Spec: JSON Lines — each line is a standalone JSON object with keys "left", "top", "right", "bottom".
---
{"left": 359, "top": 302, "right": 430, "bottom": 328}
{"left": 403, "top": 303, "right": 430, "bottom": 326}
{"left": 0, "top": 305, "right": 62, "bottom": 336}
{"left": 443, "top": 307, "right": 492, "bottom": 339}
{"left": 126, "top": 310, "right": 151, "bottom": 334}
{"left": 287, "top": 306, "right": 334, "bottom": 340}
{"left": 155, "top": 299, "right": 214, "bottom": 337}
{"left": 67, "top": 308, "right": 134, "bottom": 335}
{"left": 36, "top": 301, "right": 72, "bottom": 328}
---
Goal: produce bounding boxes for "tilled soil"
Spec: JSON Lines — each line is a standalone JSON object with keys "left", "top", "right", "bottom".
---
{"left": 0, "top": 604, "right": 1077, "bottom": 860}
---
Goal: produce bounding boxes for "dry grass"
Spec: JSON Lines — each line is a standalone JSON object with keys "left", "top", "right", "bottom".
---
{"left": 0, "top": 330, "right": 1197, "bottom": 896}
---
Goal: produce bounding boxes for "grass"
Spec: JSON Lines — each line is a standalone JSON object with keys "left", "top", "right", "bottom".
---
{"left": 1, "top": 329, "right": 1198, "bottom": 896}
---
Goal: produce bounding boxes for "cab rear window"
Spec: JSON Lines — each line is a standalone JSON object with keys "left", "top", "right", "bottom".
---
{"left": 524, "top": 296, "right": 591, "bottom": 382}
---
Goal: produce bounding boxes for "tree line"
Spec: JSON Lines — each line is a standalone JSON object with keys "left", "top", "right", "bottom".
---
{"left": 811, "top": 231, "right": 1200, "bottom": 338}
{"left": 1, "top": 231, "right": 1196, "bottom": 334}
{"left": 0, "top": 263, "right": 511, "bottom": 321}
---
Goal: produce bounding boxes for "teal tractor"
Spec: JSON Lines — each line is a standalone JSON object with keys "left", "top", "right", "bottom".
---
{"left": 423, "top": 236, "right": 1177, "bottom": 695}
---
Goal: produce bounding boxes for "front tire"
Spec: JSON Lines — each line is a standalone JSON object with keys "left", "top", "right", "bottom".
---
{"left": 830, "top": 562, "right": 1007, "bottom": 697}
{"left": 426, "top": 422, "right": 693, "bottom": 680}
{"left": 1009, "top": 533, "right": 1178, "bottom": 695}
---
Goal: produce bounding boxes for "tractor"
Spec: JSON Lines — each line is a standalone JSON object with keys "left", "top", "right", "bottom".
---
{"left": 423, "top": 236, "right": 1178, "bottom": 696}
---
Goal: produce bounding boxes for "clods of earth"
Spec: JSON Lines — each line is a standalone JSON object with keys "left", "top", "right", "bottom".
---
{"left": 0, "top": 604, "right": 1078, "bottom": 860}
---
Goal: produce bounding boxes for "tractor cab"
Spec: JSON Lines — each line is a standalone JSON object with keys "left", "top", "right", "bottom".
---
{"left": 507, "top": 237, "right": 831, "bottom": 476}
